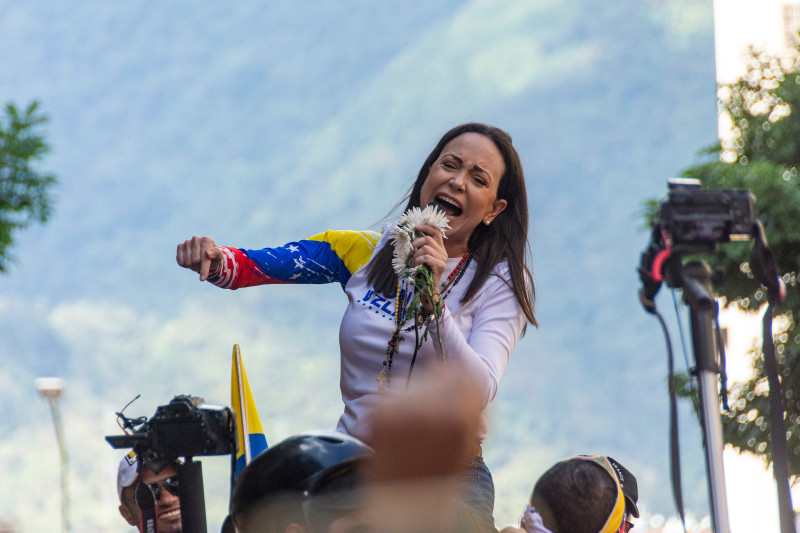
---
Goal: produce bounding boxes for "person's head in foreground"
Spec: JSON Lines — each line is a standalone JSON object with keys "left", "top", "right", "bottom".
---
{"left": 301, "top": 456, "right": 368, "bottom": 533}
{"left": 229, "top": 431, "right": 372, "bottom": 533}
{"left": 511, "top": 455, "right": 639, "bottom": 533}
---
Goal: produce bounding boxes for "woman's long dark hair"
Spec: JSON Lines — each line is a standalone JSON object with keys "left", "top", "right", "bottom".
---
{"left": 366, "top": 123, "right": 536, "bottom": 328}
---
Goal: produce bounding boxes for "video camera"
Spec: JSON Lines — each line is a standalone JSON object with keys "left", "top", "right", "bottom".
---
{"left": 636, "top": 179, "right": 791, "bottom": 531}
{"left": 638, "top": 178, "right": 757, "bottom": 307}
{"left": 654, "top": 177, "right": 755, "bottom": 255}
{"left": 106, "top": 394, "right": 235, "bottom": 474}
{"left": 106, "top": 395, "right": 235, "bottom": 533}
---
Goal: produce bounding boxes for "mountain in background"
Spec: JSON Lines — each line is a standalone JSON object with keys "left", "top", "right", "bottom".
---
{"left": 0, "top": 1, "right": 722, "bottom": 531}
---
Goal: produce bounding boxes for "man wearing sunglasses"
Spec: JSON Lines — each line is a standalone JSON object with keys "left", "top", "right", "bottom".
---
{"left": 140, "top": 461, "right": 183, "bottom": 533}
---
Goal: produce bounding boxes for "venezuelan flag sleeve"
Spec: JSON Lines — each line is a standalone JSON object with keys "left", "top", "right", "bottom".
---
{"left": 231, "top": 344, "right": 268, "bottom": 479}
{"left": 209, "top": 230, "right": 381, "bottom": 290}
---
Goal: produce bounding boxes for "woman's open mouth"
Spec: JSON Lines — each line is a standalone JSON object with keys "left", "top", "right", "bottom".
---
{"left": 434, "top": 195, "right": 462, "bottom": 217}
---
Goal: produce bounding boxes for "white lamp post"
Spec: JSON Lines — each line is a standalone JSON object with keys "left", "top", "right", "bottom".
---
{"left": 35, "top": 377, "right": 69, "bottom": 533}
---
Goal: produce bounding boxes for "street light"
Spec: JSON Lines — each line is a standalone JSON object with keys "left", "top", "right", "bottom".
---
{"left": 35, "top": 377, "right": 69, "bottom": 533}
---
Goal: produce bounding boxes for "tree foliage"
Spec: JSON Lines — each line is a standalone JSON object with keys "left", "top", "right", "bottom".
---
{"left": 662, "top": 47, "right": 800, "bottom": 475}
{"left": 0, "top": 100, "right": 57, "bottom": 272}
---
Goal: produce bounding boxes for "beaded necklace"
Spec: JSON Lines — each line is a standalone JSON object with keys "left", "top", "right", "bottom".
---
{"left": 376, "top": 252, "right": 473, "bottom": 392}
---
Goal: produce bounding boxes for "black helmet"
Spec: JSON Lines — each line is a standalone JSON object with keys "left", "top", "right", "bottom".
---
{"left": 231, "top": 430, "right": 372, "bottom": 528}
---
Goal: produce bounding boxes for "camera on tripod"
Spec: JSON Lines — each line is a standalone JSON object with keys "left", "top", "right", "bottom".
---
{"left": 656, "top": 177, "right": 755, "bottom": 255}
{"left": 637, "top": 179, "right": 792, "bottom": 532}
{"left": 106, "top": 394, "right": 235, "bottom": 473}
{"left": 106, "top": 394, "right": 235, "bottom": 533}
{"left": 639, "top": 178, "right": 758, "bottom": 306}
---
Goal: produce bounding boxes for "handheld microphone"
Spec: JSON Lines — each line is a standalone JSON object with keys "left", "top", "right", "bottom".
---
{"left": 136, "top": 481, "right": 159, "bottom": 533}
{"left": 426, "top": 200, "right": 444, "bottom": 214}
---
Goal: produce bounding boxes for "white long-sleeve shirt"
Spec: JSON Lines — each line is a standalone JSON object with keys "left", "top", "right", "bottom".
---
{"left": 208, "top": 227, "right": 526, "bottom": 442}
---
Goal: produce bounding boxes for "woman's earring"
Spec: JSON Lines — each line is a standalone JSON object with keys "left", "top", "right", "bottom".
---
{"left": 484, "top": 220, "right": 491, "bottom": 226}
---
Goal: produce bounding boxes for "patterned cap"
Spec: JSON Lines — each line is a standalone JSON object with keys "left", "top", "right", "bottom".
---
{"left": 116, "top": 451, "right": 138, "bottom": 502}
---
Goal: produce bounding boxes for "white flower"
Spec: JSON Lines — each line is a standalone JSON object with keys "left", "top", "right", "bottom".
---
{"left": 390, "top": 204, "right": 450, "bottom": 280}
{"left": 387, "top": 204, "right": 451, "bottom": 360}
{"left": 403, "top": 205, "right": 450, "bottom": 237}
{"left": 389, "top": 224, "right": 413, "bottom": 276}
{"left": 392, "top": 251, "right": 417, "bottom": 279}
{"left": 390, "top": 224, "right": 413, "bottom": 256}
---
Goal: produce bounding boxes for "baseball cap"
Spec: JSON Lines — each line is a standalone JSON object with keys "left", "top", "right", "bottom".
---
{"left": 117, "top": 451, "right": 139, "bottom": 502}
{"left": 606, "top": 456, "right": 639, "bottom": 518}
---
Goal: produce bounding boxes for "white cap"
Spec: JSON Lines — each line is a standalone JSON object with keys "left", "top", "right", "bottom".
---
{"left": 116, "top": 451, "right": 139, "bottom": 501}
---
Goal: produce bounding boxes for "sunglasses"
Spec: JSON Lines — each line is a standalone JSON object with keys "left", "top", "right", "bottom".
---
{"left": 146, "top": 476, "right": 180, "bottom": 500}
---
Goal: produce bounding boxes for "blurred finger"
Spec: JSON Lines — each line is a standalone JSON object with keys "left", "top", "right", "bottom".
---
{"left": 199, "top": 247, "right": 221, "bottom": 281}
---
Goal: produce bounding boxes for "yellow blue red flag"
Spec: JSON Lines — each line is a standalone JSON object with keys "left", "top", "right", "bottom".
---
{"left": 231, "top": 344, "right": 268, "bottom": 479}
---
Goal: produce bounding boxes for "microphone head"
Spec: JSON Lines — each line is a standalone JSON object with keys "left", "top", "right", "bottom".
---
{"left": 426, "top": 200, "right": 444, "bottom": 213}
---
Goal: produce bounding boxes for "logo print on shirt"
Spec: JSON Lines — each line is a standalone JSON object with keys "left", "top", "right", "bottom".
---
{"left": 357, "top": 288, "right": 413, "bottom": 320}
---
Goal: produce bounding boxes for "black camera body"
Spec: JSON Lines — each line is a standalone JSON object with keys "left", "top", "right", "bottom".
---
{"left": 639, "top": 179, "right": 758, "bottom": 306}
{"left": 148, "top": 395, "right": 234, "bottom": 458}
{"left": 106, "top": 394, "right": 235, "bottom": 473}
{"left": 657, "top": 178, "right": 755, "bottom": 254}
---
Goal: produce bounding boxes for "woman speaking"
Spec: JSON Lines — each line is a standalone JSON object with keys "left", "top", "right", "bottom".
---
{"left": 177, "top": 122, "right": 537, "bottom": 531}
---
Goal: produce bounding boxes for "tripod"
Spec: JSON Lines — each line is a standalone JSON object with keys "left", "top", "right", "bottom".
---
{"left": 639, "top": 179, "right": 794, "bottom": 532}
{"left": 671, "top": 260, "right": 731, "bottom": 533}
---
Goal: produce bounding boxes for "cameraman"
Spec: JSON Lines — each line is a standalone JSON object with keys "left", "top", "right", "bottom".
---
{"left": 116, "top": 454, "right": 184, "bottom": 533}
{"left": 140, "top": 460, "right": 183, "bottom": 533}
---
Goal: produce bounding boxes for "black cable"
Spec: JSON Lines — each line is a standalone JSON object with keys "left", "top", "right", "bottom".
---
{"left": 762, "top": 303, "right": 796, "bottom": 533}
{"left": 749, "top": 219, "right": 795, "bottom": 533}
{"left": 714, "top": 313, "right": 730, "bottom": 412}
{"left": 672, "top": 291, "right": 694, "bottom": 373}
{"left": 671, "top": 291, "right": 702, "bottom": 418}
{"left": 649, "top": 304, "right": 688, "bottom": 533}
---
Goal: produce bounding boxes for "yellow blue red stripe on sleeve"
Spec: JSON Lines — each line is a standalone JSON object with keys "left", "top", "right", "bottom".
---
{"left": 209, "top": 230, "right": 381, "bottom": 290}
